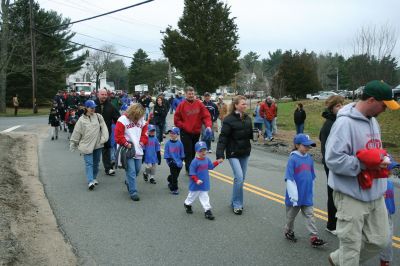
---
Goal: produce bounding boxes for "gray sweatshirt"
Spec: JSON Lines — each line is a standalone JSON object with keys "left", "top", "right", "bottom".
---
{"left": 325, "top": 103, "right": 386, "bottom": 202}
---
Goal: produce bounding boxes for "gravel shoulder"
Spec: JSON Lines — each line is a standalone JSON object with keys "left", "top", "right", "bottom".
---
{"left": 0, "top": 131, "right": 77, "bottom": 265}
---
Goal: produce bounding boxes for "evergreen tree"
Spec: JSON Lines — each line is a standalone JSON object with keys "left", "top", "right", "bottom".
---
{"left": 161, "top": 0, "right": 240, "bottom": 94}
{"left": 128, "top": 49, "right": 151, "bottom": 92}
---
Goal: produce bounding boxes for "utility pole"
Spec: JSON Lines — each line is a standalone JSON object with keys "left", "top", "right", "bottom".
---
{"left": 168, "top": 60, "right": 172, "bottom": 91}
{"left": 29, "top": 0, "right": 38, "bottom": 113}
{"left": 336, "top": 67, "right": 339, "bottom": 91}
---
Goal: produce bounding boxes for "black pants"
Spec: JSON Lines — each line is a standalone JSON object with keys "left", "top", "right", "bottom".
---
{"left": 168, "top": 164, "right": 182, "bottom": 191}
{"left": 102, "top": 144, "right": 112, "bottom": 172}
{"left": 180, "top": 130, "right": 200, "bottom": 172}
{"left": 324, "top": 163, "right": 337, "bottom": 230}
{"left": 14, "top": 106, "right": 18, "bottom": 116}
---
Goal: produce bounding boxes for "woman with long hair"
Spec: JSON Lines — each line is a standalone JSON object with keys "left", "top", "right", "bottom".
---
{"left": 216, "top": 96, "right": 253, "bottom": 215}
{"left": 114, "top": 103, "right": 148, "bottom": 201}
{"left": 152, "top": 96, "right": 168, "bottom": 144}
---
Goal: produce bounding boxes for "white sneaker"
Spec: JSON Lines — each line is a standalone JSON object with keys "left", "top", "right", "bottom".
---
{"left": 93, "top": 179, "right": 99, "bottom": 186}
{"left": 325, "top": 228, "right": 337, "bottom": 235}
{"left": 207, "top": 150, "right": 212, "bottom": 153}
{"left": 106, "top": 169, "right": 115, "bottom": 176}
{"left": 88, "top": 182, "right": 95, "bottom": 190}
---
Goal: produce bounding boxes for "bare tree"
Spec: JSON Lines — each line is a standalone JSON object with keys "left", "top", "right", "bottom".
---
{"left": 0, "top": 0, "right": 12, "bottom": 112}
{"left": 87, "top": 45, "right": 116, "bottom": 91}
{"left": 353, "top": 23, "right": 398, "bottom": 60}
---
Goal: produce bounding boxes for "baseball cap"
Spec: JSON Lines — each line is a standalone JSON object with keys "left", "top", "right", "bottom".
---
{"left": 204, "top": 92, "right": 211, "bottom": 96}
{"left": 85, "top": 100, "right": 97, "bottom": 109}
{"left": 364, "top": 80, "right": 400, "bottom": 110}
{"left": 168, "top": 127, "right": 180, "bottom": 135}
{"left": 294, "top": 134, "right": 316, "bottom": 147}
{"left": 195, "top": 141, "right": 207, "bottom": 152}
{"left": 148, "top": 124, "right": 156, "bottom": 132}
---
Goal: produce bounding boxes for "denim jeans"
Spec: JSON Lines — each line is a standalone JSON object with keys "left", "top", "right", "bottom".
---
{"left": 156, "top": 122, "right": 165, "bottom": 143}
{"left": 264, "top": 119, "right": 273, "bottom": 139}
{"left": 126, "top": 158, "right": 142, "bottom": 196}
{"left": 295, "top": 123, "right": 304, "bottom": 134}
{"left": 83, "top": 148, "right": 102, "bottom": 184}
{"left": 228, "top": 156, "right": 249, "bottom": 209}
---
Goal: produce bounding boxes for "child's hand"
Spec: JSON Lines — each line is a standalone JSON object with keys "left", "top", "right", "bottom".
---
{"left": 196, "top": 180, "right": 203, "bottom": 185}
{"left": 217, "top": 158, "right": 224, "bottom": 164}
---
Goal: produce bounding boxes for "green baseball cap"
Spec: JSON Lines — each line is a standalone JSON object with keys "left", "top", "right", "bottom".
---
{"left": 364, "top": 80, "right": 400, "bottom": 110}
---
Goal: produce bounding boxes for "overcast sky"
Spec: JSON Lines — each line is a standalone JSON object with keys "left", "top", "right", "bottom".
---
{"left": 38, "top": 0, "right": 400, "bottom": 62}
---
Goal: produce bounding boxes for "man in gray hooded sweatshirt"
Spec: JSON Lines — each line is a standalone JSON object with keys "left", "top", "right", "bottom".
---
{"left": 325, "top": 80, "right": 400, "bottom": 266}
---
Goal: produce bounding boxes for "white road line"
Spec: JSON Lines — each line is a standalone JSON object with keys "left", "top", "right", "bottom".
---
{"left": 1, "top": 125, "right": 22, "bottom": 133}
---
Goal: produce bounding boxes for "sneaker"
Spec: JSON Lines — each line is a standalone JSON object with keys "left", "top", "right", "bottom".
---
{"left": 93, "top": 179, "right": 99, "bottom": 186}
{"left": 233, "top": 208, "right": 243, "bottom": 215}
{"left": 143, "top": 172, "right": 149, "bottom": 182}
{"left": 284, "top": 230, "right": 297, "bottom": 242}
{"left": 207, "top": 150, "right": 212, "bottom": 153}
{"left": 310, "top": 236, "right": 327, "bottom": 247}
{"left": 88, "top": 182, "right": 95, "bottom": 190}
{"left": 149, "top": 178, "right": 156, "bottom": 184}
{"left": 204, "top": 210, "right": 215, "bottom": 220}
{"left": 325, "top": 227, "right": 337, "bottom": 235}
{"left": 51, "top": 137, "right": 54, "bottom": 141}
{"left": 270, "top": 137, "right": 274, "bottom": 141}
{"left": 171, "top": 190, "right": 179, "bottom": 195}
{"left": 184, "top": 203, "right": 193, "bottom": 214}
{"left": 130, "top": 194, "right": 140, "bottom": 201}
{"left": 106, "top": 169, "right": 115, "bottom": 176}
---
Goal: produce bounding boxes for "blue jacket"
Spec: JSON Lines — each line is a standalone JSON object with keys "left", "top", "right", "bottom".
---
{"left": 189, "top": 157, "right": 215, "bottom": 191}
{"left": 144, "top": 136, "right": 161, "bottom": 164}
{"left": 254, "top": 105, "right": 264, "bottom": 124}
{"left": 172, "top": 96, "right": 184, "bottom": 111}
{"left": 164, "top": 140, "right": 185, "bottom": 168}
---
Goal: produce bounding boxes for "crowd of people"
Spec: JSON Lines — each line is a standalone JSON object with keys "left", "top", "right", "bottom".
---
{"left": 48, "top": 80, "right": 400, "bottom": 265}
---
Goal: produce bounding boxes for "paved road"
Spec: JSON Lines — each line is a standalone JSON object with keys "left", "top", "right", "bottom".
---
{"left": 3, "top": 115, "right": 399, "bottom": 265}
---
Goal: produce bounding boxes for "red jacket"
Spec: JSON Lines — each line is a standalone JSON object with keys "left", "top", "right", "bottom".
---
{"left": 260, "top": 102, "right": 277, "bottom": 121}
{"left": 174, "top": 100, "right": 212, "bottom": 135}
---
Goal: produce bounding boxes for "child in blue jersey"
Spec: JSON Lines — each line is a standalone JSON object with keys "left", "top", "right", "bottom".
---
{"left": 284, "top": 134, "right": 326, "bottom": 247}
{"left": 143, "top": 124, "right": 161, "bottom": 184}
{"left": 379, "top": 179, "right": 395, "bottom": 266}
{"left": 184, "top": 141, "right": 223, "bottom": 220}
{"left": 164, "top": 127, "right": 185, "bottom": 194}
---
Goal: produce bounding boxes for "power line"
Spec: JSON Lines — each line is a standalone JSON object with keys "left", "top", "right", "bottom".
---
{"left": 41, "top": 0, "right": 155, "bottom": 30}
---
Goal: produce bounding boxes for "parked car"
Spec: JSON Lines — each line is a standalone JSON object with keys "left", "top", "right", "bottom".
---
{"left": 393, "top": 84, "right": 400, "bottom": 101}
{"left": 310, "top": 91, "right": 338, "bottom": 100}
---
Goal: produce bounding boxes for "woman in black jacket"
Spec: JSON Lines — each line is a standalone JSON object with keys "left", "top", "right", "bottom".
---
{"left": 152, "top": 96, "right": 168, "bottom": 143}
{"left": 293, "top": 103, "right": 306, "bottom": 134}
{"left": 216, "top": 95, "right": 253, "bottom": 215}
{"left": 319, "top": 95, "right": 344, "bottom": 234}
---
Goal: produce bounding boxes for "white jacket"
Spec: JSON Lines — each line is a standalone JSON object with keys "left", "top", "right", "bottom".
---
{"left": 70, "top": 113, "right": 109, "bottom": 154}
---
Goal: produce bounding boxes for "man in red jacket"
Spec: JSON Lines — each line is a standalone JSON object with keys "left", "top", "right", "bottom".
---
{"left": 174, "top": 86, "right": 212, "bottom": 172}
{"left": 260, "top": 96, "right": 277, "bottom": 141}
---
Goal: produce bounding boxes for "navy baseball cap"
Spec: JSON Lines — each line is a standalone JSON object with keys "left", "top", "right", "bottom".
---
{"left": 294, "top": 134, "right": 316, "bottom": 147}
{"left": 168, "top": 127, "right": 180, "bottom": 135}
{"left": 148, "top": 124, "right": 156, "bottom": 132}
{"left": 195, "top": 141, "right": 207, "bottom": 152}
{"left": 85, "top": 100, "right": 97, "bottom": 109}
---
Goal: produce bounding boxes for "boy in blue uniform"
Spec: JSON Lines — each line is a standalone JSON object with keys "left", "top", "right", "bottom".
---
{"left": 379, "top": 179, "right": 395, "bottom": 266}
{"left": 143, "top": 124, "right": 161, "bottom": 184}
{"left": 164, "top": 127, "right": 185, "bottom": 194}
{"left": 184, "top": 141, "right": 223, "bottom": 220}
{"left": 284, "top": 134, "right": 326, "bottom": 247}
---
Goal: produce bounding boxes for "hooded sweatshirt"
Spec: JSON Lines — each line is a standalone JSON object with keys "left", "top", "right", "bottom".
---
{"left": 174, "top": 99, "right": 212, "bottom": 135}
{"left": 325, "top": 103, "right": 387, "bottom": 202}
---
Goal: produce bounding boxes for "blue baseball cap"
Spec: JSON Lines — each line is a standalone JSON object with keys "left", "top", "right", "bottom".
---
{"left": 294, "top": 134, "right": 316, "bottom": 147}
{"left": 195, "top": 141, "right": 207, "bottom": 152}
{"left": 85, "top": 100, "right": 97, "bottom": 109}
{"left": 168, "top": 127, "right": 180, "bottom": 135}
{"left": 148, "top": 124, "right": 156, "bottom": 132}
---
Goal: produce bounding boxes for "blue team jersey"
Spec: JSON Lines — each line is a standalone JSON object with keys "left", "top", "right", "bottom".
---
{"left": 144, "top": 136, "right": 160, "bottom": 164}
{"left": 189, "top": 157, "right": 215, "bottom": 191}
{"left": 385, "top": 180, "right": 395, "bottom": 215}
{"left": 284, "top": 151, "right": 316, "bottom": 206}
{"left": 164, "top": 140, "right": 185, "bottom": 168}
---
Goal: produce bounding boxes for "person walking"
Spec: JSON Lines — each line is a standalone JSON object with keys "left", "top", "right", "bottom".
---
{"left": 202, "top": 92, "right": 219, "bottom": 153}
{"left": 174, "top": 86, "right": 212, "bottom": 173}
{"left": 253, "top": 101, "right": 264, "bottom": 133}
{"left": 48, "top": 107, "right": 60, "bottom": 140}
{"left": 216, "top": 95, "right": 228, "bottom": 131}
{"left": 152, "top": 96, "right": 168, "bottom": 144}
{"left": 172, "top": 91, "right": 184, "bottom": 112}
{"left": 293, "top": 103, "right": 306, "bottom": 134}
{"left": 284, "top": 134, "right": 326, "bottom": 247}
{"left": 69, "top": 100, "right": 109, "bottom": 190}
{"left": 325, "top": 80, "right": 400, "bottom": 266}
{"left": 12, "top": 94, "right": 19, "bottom": 116}
{"left": 142, "top": 124, "right": 161, "bottom": 184}
{"left": 164, "top": 127, "right": 185, "bottom": 194}
{"left": 216, "top": 95, "right": 253, "bottom": 215}
{"left": 95, "top": 88, "right": 120, "bottom": 176}
{"left": 260, "top": 96, "right": 277, "bottom": 141}
{"left": 114, "top": 103, "right": 148, "bottom": 201}
{"left": 318, "top": 95, "right": 344, "bottom": 235}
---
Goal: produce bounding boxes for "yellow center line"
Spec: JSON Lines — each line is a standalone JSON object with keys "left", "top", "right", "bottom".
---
{"left": 160, "top": 149, "right": 400, "bottom": 247}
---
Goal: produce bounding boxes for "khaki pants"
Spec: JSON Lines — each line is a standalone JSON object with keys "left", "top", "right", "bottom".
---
{"left": 285, "top": 206, "right": 318, "bottom": 236}
{"left": 330, "top": 191, "right": 389, "bottom": 266}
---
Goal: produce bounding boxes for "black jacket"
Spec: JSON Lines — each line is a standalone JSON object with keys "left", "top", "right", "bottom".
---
{"left": 293, "top": 108, "right": 306, "bottom": 125}
{"left": 152, "top": 103, "right": 168, "bottom": 125}
{"left": 95, "top": 98, "right": 120, "bottom": 136}
{"left": 216, "top": 112, "right": 253, "bottom": 159}
{"left": 319, "top": 109, "right": 336, "bottom": 164}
